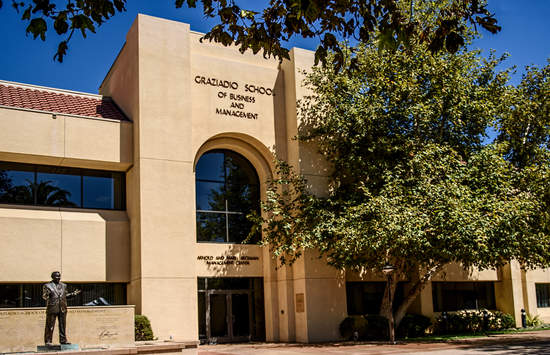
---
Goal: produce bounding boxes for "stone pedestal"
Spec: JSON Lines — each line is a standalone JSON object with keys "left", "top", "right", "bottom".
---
{"left": 0, "top": 306, "right": 134, "bottom": 353}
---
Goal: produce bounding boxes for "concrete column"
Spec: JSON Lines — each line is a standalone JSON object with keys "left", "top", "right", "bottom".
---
{"left": 417, "top": 282, "right": 435, "bottom": 318}
{"left": 276, "top": 265, "right": 296, "bottom": 342}
{"left": 103, "top": 14, "right": 197, "bottom": 341}
{"left": 495, "top": 261, "right": 525, "bottom": 327}
{"left": 302, "top": 252, "right": 347, "bottom": 342}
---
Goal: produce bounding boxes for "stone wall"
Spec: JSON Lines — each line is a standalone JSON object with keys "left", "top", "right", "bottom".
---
{"left": 0, "top": 306, "right": 134, "bottom": 353}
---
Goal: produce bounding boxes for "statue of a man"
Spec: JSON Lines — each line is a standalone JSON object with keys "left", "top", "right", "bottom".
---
{"left": 42, "top": 271, "right": 81, "bottom": 346}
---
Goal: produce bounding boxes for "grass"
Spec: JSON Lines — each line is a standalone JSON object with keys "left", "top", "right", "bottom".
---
{"left": 404, "top": 326, "right": 550, "bottom": 342}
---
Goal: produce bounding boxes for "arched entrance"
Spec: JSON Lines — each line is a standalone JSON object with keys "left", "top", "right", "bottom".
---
{"left": 195, "top": 148, "right": 267, "bottom": 343}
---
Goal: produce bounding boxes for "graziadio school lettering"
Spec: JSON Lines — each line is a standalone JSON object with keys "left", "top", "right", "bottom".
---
{"left": 194, "top": 75, "right": 274, "bottom": 96}
{"left": 194, "top": 76, "right": 239, "bottom": 90}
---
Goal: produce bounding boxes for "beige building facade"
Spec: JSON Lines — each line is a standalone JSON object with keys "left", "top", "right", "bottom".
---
{"left": 1, "top": 14, "right": 550, "bottom": 344}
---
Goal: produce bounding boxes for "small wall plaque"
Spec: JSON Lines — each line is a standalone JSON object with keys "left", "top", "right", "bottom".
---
{"left": 295, "top": 293, "right": 305, "bottom": 313}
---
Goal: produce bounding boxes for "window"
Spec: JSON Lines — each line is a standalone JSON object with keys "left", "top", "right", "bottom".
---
{"left": 536, "top": 284, "right": 550, "bottom": 308}
{"left": 346, "top": 282, "right": 405, "bottom": 315}
{"left": 0, "top": 283, "right": 126, "bottom": 308}
{"left": 0, "top": 162, "right": 125, "bottom": 210}
{"left": 195, "top": 150, "right": 260, "bottom": 243}
{"left": 432, "top": 282, "right": 496, "bottom": 312}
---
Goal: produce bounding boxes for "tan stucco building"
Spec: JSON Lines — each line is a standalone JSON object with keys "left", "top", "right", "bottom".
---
{"left": 1, "top": 14, "right": 550, "bottom": 344}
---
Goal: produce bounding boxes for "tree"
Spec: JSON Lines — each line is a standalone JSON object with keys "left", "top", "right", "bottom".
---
{"left": 0, "top": 0, "right": 500, "bottom": 65}
{"left": 251, "top": 40, "right": 550, "bottom": 330}
{"left": 497, "top": 60, "right": 550, "bottom": 168}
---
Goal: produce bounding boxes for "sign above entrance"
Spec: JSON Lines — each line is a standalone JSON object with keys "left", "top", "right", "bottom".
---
{"left": 193, "top": 75, "right": 275, "bottom": 120}
{"left": 197, "top": 254, "right": 259, "bottom": 266}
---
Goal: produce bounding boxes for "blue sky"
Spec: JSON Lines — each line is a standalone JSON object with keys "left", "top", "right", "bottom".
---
{"left": 0, "top": 0, "right": 548, "bottom": 93}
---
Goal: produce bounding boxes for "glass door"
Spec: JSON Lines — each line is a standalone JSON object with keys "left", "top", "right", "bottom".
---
{"left": 209, "top": 293, "right": 229, "bottom": 338}
{"left": 205, "top": 291, "right": 251, "bottom": 343}
{"left": 231, "top": 293, "right": 251, "bottom": 341}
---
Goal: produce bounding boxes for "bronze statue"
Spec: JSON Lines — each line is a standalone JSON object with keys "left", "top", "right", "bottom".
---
{"left": 42, "top": 271, "right": 80, "bottom": 346}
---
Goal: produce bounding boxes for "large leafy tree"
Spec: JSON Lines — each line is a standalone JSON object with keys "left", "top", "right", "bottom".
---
{"left": 0, "top": 0, "right": 499, "bottom": 64}
{"left": 251, "top": 40, "right": 550, "bottom": 331}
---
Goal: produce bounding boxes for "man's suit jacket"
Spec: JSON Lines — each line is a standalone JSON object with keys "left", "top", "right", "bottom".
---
{"left": 42, "top": 281, "right": 69, "bottom": 313}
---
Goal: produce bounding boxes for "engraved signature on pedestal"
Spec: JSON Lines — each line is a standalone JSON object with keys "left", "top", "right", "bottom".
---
{"left": 99, "top": 329, "right": 119, "bottom": 340}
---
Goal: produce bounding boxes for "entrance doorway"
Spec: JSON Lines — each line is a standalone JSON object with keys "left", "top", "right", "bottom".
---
{"left": 198, "top": 277, "right": 265, "bottom": 344}
{"left": 207, "top": 291, "right": 251, "bottom": 342}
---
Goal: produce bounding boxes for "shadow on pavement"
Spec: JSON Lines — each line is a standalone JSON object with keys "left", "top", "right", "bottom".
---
{"left": 460, "top": 340, "right": 550, "bottom": 354}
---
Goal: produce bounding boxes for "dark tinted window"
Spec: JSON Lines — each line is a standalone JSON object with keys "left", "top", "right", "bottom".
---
{"left": 0, "top": 162, "right": 125, "bottom": 210}
{"left": 195, "top": 150, "right": 259, "bottom": 243}
{"left": 346, "top": 282, "right": 405, "bottom": 315}
{"left": 196, "top": 151, "right": 224, "bottom": 182}
{"left": 37, "top": 166, "right": 81, "bottom": 207}
{"left": 0, "top": 163, "right": 34, "bottom": 204}
{"left": 432, "top": 282, "right": 496, "bottom": 312}
{"left": 83, "top": 171, "right": 124, "bottom": 209}
{"left": 536, "top": 284, "right": 550, "bottom": 308}
{"left": 0, "top": 283, "right": 126, "bottom": 308}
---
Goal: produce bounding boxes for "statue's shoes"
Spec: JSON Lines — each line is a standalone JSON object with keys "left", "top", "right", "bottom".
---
{"left": 45, "top": 343, "right": 54, "bottom": 347}
{"left": 61, "top": 342, "right": 71, "bottom": 345}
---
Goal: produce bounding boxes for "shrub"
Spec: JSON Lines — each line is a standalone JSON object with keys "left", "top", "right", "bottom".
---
{"left": 339, "top": 315, "right": 389, "bottom": 341}
{"left": 396, "top": 313, "right": 431, "bottom": 338}
{"left": 339, "top": 315, "right": 367, "bottom": 340}
{"left": 135, "top": 315, "right": 155, "bottom": 341}
{"left": 434, "top": 309, "right": 515, "bottom": 334}
{"left": 494, "top": 311, "right": 515, "bottom": 329}
{"left": 526, "top": 313, "right": 543, "bottom": 327}
{"left": 363, "top": 315, "right": 389, "bottom": 340}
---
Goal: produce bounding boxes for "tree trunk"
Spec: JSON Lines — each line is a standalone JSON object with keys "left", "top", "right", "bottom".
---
{"left": 379, "top": 272, "right": 398, "bottom": 342}
{"left": 386, "top": 264, "right": 445, "bottom": 329}
{"left": 394, "top": 278, "right": 428, "bottom": 327}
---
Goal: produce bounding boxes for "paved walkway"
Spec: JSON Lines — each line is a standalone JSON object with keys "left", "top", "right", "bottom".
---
{"left": 199, "top": 330, "right": 550, "bottom": 354}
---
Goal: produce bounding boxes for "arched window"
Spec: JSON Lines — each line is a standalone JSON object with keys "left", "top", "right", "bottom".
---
{"left": 195, "top": 150, "right": 260, "bottom": 243}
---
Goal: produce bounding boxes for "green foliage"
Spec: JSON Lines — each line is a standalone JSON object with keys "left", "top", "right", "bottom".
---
{"left": 135, "top": 315, "right": 154, "bottom": 341}
{"left": 254, "top": 37, "right": 550, "bottom": 328}
{"left": 396, "top": 313, "right": 432, "bottom": 338}
{"left": 339, "top": 315, "right": 368, "bottom": 340}
{"left": 194, "top": 0, "right": 500, "bottom": 71}
{"left": 0, "top": 1, "right": 500, "bottom": 65}
{"left": 526, "top": 313, "right": 543, "bottom": 327}
{"left": 4, "top": 0, "right": 126, "bottom": 62}
{"left": 497, "top": 59, "right": 550, "bottom": 168}
{"left": 339, "top": 315, "right": 389, "bottom": 340}
{"left": 339, "top": 313, "right": 430, "bottom": 340}
{"left": 434, "top": 310, "right": 515, "bottom": 334}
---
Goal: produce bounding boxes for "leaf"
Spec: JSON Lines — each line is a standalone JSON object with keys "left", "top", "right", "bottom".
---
{"left": 54, "top": 40, "right": 68, "bottom": 63}
{"left": 445, "top": 31, "right": 464, "bottom": 53}
{"left": 22, "top": 6, "right": 31, "bottom": 20}
{"left": 240, "top": 9, "right": 257, "bottom": 20}
{"left": 53, "top": 12, "right": 68, "bottom": 35}
{"left": 26, "top": 18, "right": 47, "bottom": 40}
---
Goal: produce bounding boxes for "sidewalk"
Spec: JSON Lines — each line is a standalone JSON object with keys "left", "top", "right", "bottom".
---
{"left": 198, "top": 330, "right": 550, "bottom": 354}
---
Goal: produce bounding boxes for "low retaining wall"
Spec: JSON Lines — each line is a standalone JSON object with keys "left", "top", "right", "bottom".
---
{"left": 0, "top": 305, "right": 135, "bottom": 353}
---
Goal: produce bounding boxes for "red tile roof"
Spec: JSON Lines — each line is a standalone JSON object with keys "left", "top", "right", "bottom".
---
{"left": 0, "top": 81, "right": 128, "bottom": 121}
